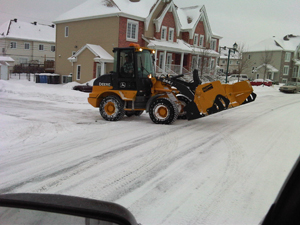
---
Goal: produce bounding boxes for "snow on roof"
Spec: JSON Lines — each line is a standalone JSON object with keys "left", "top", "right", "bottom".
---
{"left": 54, "top": 0, "right": 158, "bottom": 23}
{"left": 247, "top": 35, "right": 300, "bottom": 52}
{"left": 0, "top": 56, "right": 15, "bottom": 62}
{"left": 68, "top": 44, "right": 114, "bottom": 63}
{"left": 177, "top": 5, "right": 203, "bottom": 30}
{"left": 256, "top": 64, "right": 279, "bottom": 72}
{"left": 147, "top": 39, "right": 219, "bottom": 57}
{"left": 147, "top": 39, "right": 191, "bottom": 52}
{"left": 0, "top": 20, "right": 55, "bottom": 43}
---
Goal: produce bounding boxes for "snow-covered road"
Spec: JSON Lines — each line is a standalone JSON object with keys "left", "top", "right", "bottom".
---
{"left": 1, "top": 79, "right": 300, "bottom": 224}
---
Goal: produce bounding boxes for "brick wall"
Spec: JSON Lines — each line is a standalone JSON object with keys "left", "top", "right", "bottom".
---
{"left": 118, "top": 17, "right": 145, "bottom": 47}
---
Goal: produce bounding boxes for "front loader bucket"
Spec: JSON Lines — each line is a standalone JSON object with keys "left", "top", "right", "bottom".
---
{"left": 191, "top": 80, "right": 256, "bottom": 118}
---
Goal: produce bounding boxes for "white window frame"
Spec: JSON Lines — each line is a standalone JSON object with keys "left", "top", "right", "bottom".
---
{"left": 210, "top": 39, "right": 217, "bottom": 51}
{"left": 51, "top": 45, "right": 55, "bottom": 52}
{"left": 10, "top": 42, "right": 17, "bottom": 49}
{"left": 39, "top": 44, "right": 44, "bottom": 51}
{"left": 168, "top": 28, "right": 174, "bottom": 42}
{"left": 285, "top": 52, "right": 291, "bottom": 62}
{"left": 126, "top": 19, "right": 139, "bottom": 42}
{"left": 198, "top": 57, "right": 202, "bottom": 68}
{"left": 199, "top": 35, "right": 204, "bottom": 47}
{"left": 194, "top": 34, "right": 199, "bottom": 46}
{"left": 161, "top": 26, "right": 167, "bottom": 41}
{"left": 19, "top": 57, "right": 28, "bottom": 64}
{"left": 283, "top": 66, "right": 289, "bottom": 75}
{"left": 76, "top": 65, "right": 81, "bottom": 80}
{"left": 65, "top": 26, "right": 69, "bottom": 37}
{"left": 24, "top": 43, "right": 30, "bottom": 50}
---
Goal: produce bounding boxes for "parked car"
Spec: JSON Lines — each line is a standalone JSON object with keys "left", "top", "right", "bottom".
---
{"left": 250, "top": 79, "right": 273, "bottom": 86}
{"left": 228, "top": 74, "right": 248, "bottom": 82}
{"left": 279, "top": 82, "right": 300, "bottom": 93}
{"left": 73, "top": 83, "right": 93, "bottom": 93}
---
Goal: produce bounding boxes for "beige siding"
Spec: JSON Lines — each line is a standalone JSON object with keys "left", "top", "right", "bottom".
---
{"left": 55, "top": 17, "right": 119, "bottom": 80}
{"left": 73, "top": 48, "right": 95, "bottom": 83}
{"left": 0, "top": 38, "right": 55, "bottom": 64}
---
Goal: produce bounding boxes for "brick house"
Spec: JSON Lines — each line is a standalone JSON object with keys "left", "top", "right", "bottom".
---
{"left": 243, "top": 34, "right": 300, "bottom": 83}
{"left": 53, "top": 0, "right": 221, "bottom": 83}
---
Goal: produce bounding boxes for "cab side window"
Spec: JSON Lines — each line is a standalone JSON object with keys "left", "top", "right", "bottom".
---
{"left": 120, "top": 50, "right": 134, "bottom": 78}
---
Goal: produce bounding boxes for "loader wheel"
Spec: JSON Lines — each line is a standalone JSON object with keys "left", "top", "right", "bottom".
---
{"left": 177, "top": 95, "right": 191, "bottom": 120}
{"left": 149, "top": 98, "right": 178, "bottom": 124}
{"left": 99, "top": 95, "right": 125, "bottom": 121}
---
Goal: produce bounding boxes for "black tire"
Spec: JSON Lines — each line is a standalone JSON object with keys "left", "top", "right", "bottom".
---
{"left": 177, "top": 95, "right": 191, "bottom": 119}
{"left": 149, "top": 98, "right": 178, "bottom": 124}
{"left": 99, "top": 95, "right": 125, "bottom": 121}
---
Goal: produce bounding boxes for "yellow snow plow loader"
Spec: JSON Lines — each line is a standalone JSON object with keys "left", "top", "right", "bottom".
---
{"left": 88, "top": 44, "right": 256, "bottom": 124}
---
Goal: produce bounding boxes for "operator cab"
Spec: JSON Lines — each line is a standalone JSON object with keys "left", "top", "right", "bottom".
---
{"left": 111, "top": 45, "right": 155, "bottom": 95}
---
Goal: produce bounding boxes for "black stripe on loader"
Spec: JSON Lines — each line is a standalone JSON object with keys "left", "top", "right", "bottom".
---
{"left": 207, "top": 95, "right": 230, "bottom": 115}
{"left": 242, "top": 92, "right": 257, "bottom": 105}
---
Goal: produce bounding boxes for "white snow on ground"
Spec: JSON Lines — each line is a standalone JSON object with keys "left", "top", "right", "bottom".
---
{"left": 1, "top": 76, "right": 300, "bottom": 225}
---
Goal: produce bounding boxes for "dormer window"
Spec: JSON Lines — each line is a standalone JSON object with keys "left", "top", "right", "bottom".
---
{"left": 161, "top": 26, "right": 167, "bottom": 40}
{"left": 199, "top": 35, "right": 204, "bottom": 47}
{"left": 194, "top": 34, "right": 199, "bottom": 46}
{"left": 168, "top": 28, "right": 174, "bottom": 42}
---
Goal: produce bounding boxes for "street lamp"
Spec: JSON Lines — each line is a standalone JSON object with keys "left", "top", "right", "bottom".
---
{"left": 220, "top": 43, "right": 238, "bottom": 83}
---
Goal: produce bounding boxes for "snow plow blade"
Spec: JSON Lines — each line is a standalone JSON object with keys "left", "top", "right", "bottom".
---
{"left": 189, "top": 80, "right": 256, "bottom": 119}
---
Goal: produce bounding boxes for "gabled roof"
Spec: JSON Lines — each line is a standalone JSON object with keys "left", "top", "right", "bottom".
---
{"left": 256, "top": 64, "right": 279, "bottom": 72}
{"left": 68, "top": 44, "right": 114, "bottom": 63}
{"left": 153, "top": 1, "right": 181, "bottom": 36}
{"left": 0, "top": 19, "right": 55, "bottom": 43}
{"left": 54, "top": 0, "right": 158, "bottom": 23}
{"left": 177, "top": 5, "right": 214, "bottom": 41}
{"left": 247, "top": 35, "right": 300, "bottom": 52}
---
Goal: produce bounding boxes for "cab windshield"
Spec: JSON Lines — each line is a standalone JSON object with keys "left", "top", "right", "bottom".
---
{"left": 137, "top": 50, "right": 155, "bottom": 78}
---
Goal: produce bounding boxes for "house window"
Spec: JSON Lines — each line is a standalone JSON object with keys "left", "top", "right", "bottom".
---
{"left": 210, "top": 39, "right": 216, "bottom": 51}
{"left": 24, "top": 43, "right": 30, "bottom": 50}
{"left": 126, "top": 19, "right": 139, "bottom": 42}
{"left": 159, "top": 52, "right": 164, "bottom": 69}
{"left": 51, "top": 45, "right": 55, "bottom": 52}
{"left": 194, "top": 34, "right": 199, "bottom": 46}
{"left": 256, "top": 74, "right": 259, "bottom": 79}
{"left": 283, "top": 66, "right": 289, "bottom": 75}
{"left": 19, "top": 58, "right": 28, "bottom": 64}
{"left": 285, "top": 52, "right": 291, "bottom": 62}
{"left": 199, "top": 35, "right": 204, "bottom": 47}
{"left": 10, "top": 42, "right": 17, "bottom": 49}
{"left": 248, "top": 55, "right": 251, "bottom": 59}
{"left": 168, "top": 28, "right": 174, "bottom": 42}
{"left": 65, "top": 26, "right": 69, "bottom": 37}
{"left": 39, "top": 44, "right": 44, "bottom": 51}
{"left": 76, "top": 65, "right": 81, "bottom": 80}
{"left": 161, "top": 26, "right": 167, "bottom": 40}
{"left": 210, "top": 59, "right": 215, "bottom": 70}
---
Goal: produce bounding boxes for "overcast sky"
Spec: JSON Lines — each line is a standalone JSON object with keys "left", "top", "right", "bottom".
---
{"left": 1, "top": 0, "right": 299, "bottom": 48}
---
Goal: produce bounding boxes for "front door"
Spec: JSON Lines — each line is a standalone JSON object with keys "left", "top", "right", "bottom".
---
{"left": 96, "top": 63, "right": 101, "bottom": 77}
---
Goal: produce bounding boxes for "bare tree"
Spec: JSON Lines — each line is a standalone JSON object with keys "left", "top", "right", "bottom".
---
{"left": 235, "top": 43, "right": 251, "bottom": 77}
{"left": 260, "top": 50, "right": 274, "bottom": 81}
{"left": 197, "top": 41, "right": 211, "bottom": 78}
